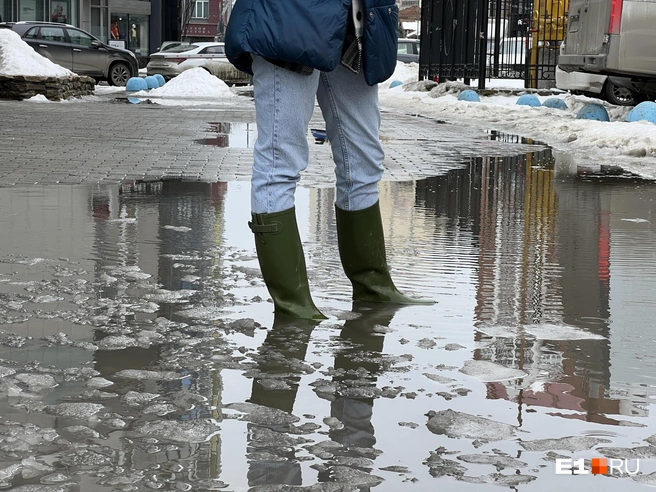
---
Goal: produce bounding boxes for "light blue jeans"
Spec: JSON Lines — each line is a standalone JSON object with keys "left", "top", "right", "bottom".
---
{"left": 251, "top": 55, "right": 385, "bottom": 214}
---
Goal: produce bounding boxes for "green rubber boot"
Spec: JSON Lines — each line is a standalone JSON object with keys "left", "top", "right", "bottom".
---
{"left": 335, "top": 201, "right": 434, "bottom": 304}
{"left": 249, "top": 207, "right": 327, "bottom": 320}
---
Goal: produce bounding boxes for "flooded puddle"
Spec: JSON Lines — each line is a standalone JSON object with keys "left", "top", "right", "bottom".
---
{"left": 195, "top": 121, "right": 257, "bottom": 148}
{"left": 2, "top": 150, "right": 656, "bottom": 490}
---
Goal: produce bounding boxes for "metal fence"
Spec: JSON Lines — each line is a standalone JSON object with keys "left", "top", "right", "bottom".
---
{"left": 419, "top": 0, "right": 568, "bottom": 89}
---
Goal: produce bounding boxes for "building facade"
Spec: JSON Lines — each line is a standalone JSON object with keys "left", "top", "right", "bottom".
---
{"left": 0, "top": 0, "right": 223, "bottom": 65}
{"left": 1, "top": 0, "right": 154, "bottom": 64}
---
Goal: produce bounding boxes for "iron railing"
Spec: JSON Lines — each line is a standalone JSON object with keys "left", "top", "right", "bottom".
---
{"left": 419, "top": 0, "right": 568, "bottom": 89}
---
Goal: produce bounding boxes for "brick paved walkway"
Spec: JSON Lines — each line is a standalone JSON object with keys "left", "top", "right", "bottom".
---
{"left": 0, "top": 94, "right": 545, "bottom": 187}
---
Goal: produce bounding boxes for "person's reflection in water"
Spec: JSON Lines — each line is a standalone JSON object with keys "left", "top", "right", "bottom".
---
{"left": 320, "top": 302, "right": 401, "bottom": 487}
{"left": 246, "top": 316, "right": 320, "bottom": 487}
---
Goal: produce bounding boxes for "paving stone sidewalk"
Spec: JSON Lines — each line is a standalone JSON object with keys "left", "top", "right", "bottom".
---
{"left": 0, "top": 94, "right": 546, "bottom": 187}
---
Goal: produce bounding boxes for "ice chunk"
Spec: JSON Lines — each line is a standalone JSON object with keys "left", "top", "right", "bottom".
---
{"left": 521, "top": 436, "right": 611, "bottom": 452}
{"left": 85, "top": 377, "right": 114, "bottom": 388}
{"left": 134, "top": 419, "right": 221, "bottom": 443}
{"left": 459, "top": 360, "right": 527, "bottom": 381}
{"left": 14, "top": 373, "right": 58, "bottom": 392}
{"left": 633, "top": 472, "right": 656, "bottom": 486}
{"left": 0, "top": 366, "right": 17, "bottom": 378}
{"left": 114, "top": 369, "right": 182, "bottom": 380}
{"left": 44, "top": 403, "right": 105, "bottom": 418}
{"left": 477, "top": 323, "right": 607, "bottom": 341}
{"left": 523, "top": 323, "right": 606, "bottom": 340}
{"left": 457, "top": 454, "right": 527, "bottom": 468}
{"left": 426, "top": 410, "right": 517, "bottom": 441}
{"left": 0, "top": 463, "right": 22, "bottom": 482}
{"left": 224, "top": 402, "right": 300, "bottom": 426}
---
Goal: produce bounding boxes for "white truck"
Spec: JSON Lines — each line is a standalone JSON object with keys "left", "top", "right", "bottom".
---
{"left": 558, "top": 0, "right": 656, "bottom": 98}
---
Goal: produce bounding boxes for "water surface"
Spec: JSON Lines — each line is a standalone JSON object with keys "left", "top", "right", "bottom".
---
{"left": 1, "top": 153, "right": 656, "bottom": 490}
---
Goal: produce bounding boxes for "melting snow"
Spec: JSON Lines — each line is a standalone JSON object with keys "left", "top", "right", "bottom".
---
{"left": 0, "top": 29, "right": 74, "bottom": 77}
{"left": 134, "top": 67, "right": 237, "bottom": 99}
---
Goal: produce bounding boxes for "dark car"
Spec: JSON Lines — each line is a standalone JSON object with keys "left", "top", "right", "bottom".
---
{"left": 0, "top": 21, "right": 138, "bottom": 86}
{"left": 397, "top": 38, "right": 419, "bottom": 63}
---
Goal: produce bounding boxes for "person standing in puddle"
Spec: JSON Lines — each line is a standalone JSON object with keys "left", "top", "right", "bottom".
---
{"left": 225, "top": 0, "right": 432, "bottom": 319}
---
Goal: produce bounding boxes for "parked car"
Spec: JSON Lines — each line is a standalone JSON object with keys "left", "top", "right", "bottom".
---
{"left": 0, "top": 21, "right": 138, "bottom": 86}
{"left": 557, "top": 0, "right": 656, "bottom": 99}
{"left": 146, "top": 42, "right": 250, "bottom": 84}
{"left": 397, "top": 38, "right": 419, "bottom": 63}
{"left": 487, "top": 37, "right": 531, "bottom": 77}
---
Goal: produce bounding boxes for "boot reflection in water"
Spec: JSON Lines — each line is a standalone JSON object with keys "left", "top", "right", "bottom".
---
{"left": 246, "top": 316, "right": 320, "bottom": 487}
{"left": 319, "top": 302, "right": 401, "bottom": 484}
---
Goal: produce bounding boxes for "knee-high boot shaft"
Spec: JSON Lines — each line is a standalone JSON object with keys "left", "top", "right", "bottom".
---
{"left": 250, "top": 207, "right": 326, "bottom": 320}
{"left": 335, "top": 201, "right": 434, "bottom": 304}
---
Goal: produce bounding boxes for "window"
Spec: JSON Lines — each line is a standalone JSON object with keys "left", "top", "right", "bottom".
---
{"left": 39, "top": 26, "right": 66, "bottom": 42}
{"left": 90, "top": 0, "right": 108, "bottom": 41}
{"left": 128, "top": 15, "right": 149, "bottom": 54}
{"left": 50, "top": 2, "right": 68, "bottom": 23}
{"left": 193, "top": 0, "right": 208, "bottom": 19}
{"left": 166, "top": 44, "right": 198, "bottom": 53}
{"left": 398, "top": 42, "right": 418, "bottom": 55}
{"left": 24, "top": 27, "right": 39, "bottom": 39}
{"left": 18, "top": 0, "right": 46, "bottom": 21}
{"left": 67, "top": 28, "right": 94, "bottom": 47}
{"left": 202, "top": 45, "right": 225, "bottom": 54}
{"left": 1, "top": 0, "right": 15, "bottom": 23}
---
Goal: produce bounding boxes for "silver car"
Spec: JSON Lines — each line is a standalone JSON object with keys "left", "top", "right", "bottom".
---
{"left": 558, "top": 0, "right": 656, "bottom": 98}
{"left": 146, "top": 42, "right": 250, "bottom": 84}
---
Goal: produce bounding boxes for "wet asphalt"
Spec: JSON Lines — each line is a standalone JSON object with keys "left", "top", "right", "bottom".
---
{"left": 1, "top": 93, "right": 656, "bottom": 491}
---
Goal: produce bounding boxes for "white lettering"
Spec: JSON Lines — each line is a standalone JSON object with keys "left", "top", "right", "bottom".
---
{"left": 609, "top": 459, "right": 623, "bottom": 475}
{"left": 555, "top": 459, "right": 572, "bottom": 474}
{"left": 573, "top": 458, "right": 589, "bottom": 474}
{"left": 625, "top": 460, "right": 640, "bottom": 475}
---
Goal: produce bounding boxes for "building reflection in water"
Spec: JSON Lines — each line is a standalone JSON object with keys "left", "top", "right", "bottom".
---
{"left": 70, "top": 142, "right": 656, "bottom": 488}
{"left": 197, "top": 122, "right": 256, "bottom": 148}
{"left": 414, "top": 137, "right": 644, "bottom": 425}
{"left": 89, "top": 180, "right": 228, "bottom": 481}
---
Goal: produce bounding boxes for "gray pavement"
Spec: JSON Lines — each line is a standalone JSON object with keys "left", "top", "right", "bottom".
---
{"left": 0, "top": 93, "right": 547, "bottom": 187}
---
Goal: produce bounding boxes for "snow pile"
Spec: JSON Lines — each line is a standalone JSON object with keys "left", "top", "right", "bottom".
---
{"left": 26, "top": 94, "right": 52, "bottom": 103}
{"left": 0, "top": 28, "right": 74, "bottom": 77}
{"left": 386, "top": 61, "right": 419, "bottom": 84}
{"left": 135, "top": 67, "right": 236, "bottom": 98}
{"left": 379, "top": 61, "right": 656, "bottom": 175}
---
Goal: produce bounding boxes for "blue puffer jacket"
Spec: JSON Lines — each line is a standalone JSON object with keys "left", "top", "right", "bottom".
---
{"left": 225, "top": 0, "right": 398, "bottom": 86}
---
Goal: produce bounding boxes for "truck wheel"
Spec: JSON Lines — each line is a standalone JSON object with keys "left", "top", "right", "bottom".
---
{"left": 109, "top": 62, "right": 132, "bottom": 87}
{"left": 603, "top": 80, "right": 636, "bottom": 106}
